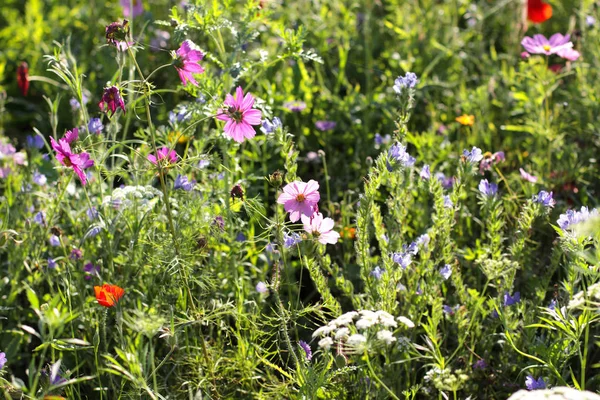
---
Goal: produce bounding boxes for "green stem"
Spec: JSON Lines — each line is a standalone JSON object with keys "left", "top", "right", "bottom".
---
{"left": 364, "top": 352, "right": 399, "bottom": 400}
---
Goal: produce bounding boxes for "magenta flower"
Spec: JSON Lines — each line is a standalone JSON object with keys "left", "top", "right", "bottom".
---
{"left": 521, "top": 33, "right": 573, "bottom": 56}
{"left": 174, "top": 40, "right": 205, "bottom": 86}
{"left": 99, "top": 86, "right": 126, "bottom": 116}
{"left": 148, "top": 146, "right": 177, "bottom": 165}
{"left": 277, "top": 180, "right": 320, "bottom": 222}
{"left": 301, "top": 212, "right": 340, "bottom": 245}
{"left": 519, "top": 168, "right": 538, "bottom": 183}
{"left": 50, "top": 134, "right": 94, "bottom": 185}
{"left": 64, "top": 128, "right": 79, "bottom": 143}
{"left": 121, "top": 0, "right": 143, "bottom": 17}
{"left": 216, "top": 87, "right": 262, "bottom": 143}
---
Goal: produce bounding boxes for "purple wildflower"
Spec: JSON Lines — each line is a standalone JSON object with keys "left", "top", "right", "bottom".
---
{"left": 33, "top": 211, "right": 46, "bottom": 226}
{"left": 284, "top": 100, "right": 307, "bottom": 112}
{"left": 299, "top": 340, "right": 313, "bottom": 361}
{"left": 443, "top": 195, "right": 453, "bottom": 208}
{"left": 26, "top": 134, "right": 44, "bottom": 149}
{"left": 69, "top": 98, "right": 80, "bottom": 111}
{"left": 32, "top": 171, "right": 47, "bottom": 186}
{"left": 388, "top": 143, "right": 416, "bottom": 169}
{"left": 213, "top": 216, "right": 225, "bottom": 231}
{"left": 525, "top": 376, "right": 546, "bottom": 390}
{"left": 87, "top": 207, "right": 98, "bottom": 220}
{"left": 473, "top": 359, "right": 488, "bottom": 370}
{"left": 503, "top": 291, "right": 521, "bottom": 306}
{"left": 478, "top": 179, "right": 498, "bottom": 197}
{"left": 549, "top": 299, "right": 557, "bottom": 311}
{"left": 50, "top": 134, "right": 94, "bottom": 185}
{"left": 442, "top": 305, "right": 455, "bottom": 315}
{"left": 121, "top": 0, "right": 144, "bottom": 17}
{"left": 83, "top": 263, "right": 100, "bottom": 280}
{"left": 371, "top": 266, "right": 384, "bottom": 279}
{"left": 557, "top": 207, "right": 599, "bottom": 231}
{"left": 435, "top": 172, "right": 455, "bottom": 189}
{"left": 0, "top": 352, "right": 6, "bottom": 369}
{"left": 70, "top": 248, "right": 83, "bottom": 260}
{"left": 99, "top": 86, "right": 126, "bottom": 117}
{"left": 88, "top": 118, "right": 104, "bottom": 134}
{"left": 256, "top": 281, "right": 268, "bottom": 293}
{"left": 48, "top": 258, "right": 57, "bottom": 269}
{"left": 283, "top": 232, "right": 302, "bottom": 248}
{"left": 393, "top": 72, "right": 418, "bottom": 93}
{"left": 49, "top": 235, "right": 60, "bottom": 247}
{"left": 533, "top": 191, "right": 555, "bottom": 207}
{"left": 315, "top": 121, "right": 336, "bottom": 131}
{"left": 260, "top": 117, "right": 282, "bottom": 134}
{"left": 392, "top": 252, "right": 412, "bottom": 269}
{"left": 440, "top": 264, "right": 452, "bottom": 280}
{"left": 520, "top": 168, "right": 538, "bottom": 183}
{"left": 174, "top": 175, "right": 195, "bottom": 191}
{"left": 463, "top": 147, "right": 483, "bottom": 163}
{"left": 420, "top": 164, "right": 431, "bottom": 180}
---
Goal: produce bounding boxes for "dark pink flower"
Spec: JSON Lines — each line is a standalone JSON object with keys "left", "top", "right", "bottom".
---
{"left": 148, "top": 146, "right": 177, "bottom": 165}
{"left": 121, "top": 0, "right": 143, "bottom": 18}
{"left": 175, "top": 40, "right": 205, "bottom": 86}
{"left": 105, "top": 20, "right": 130, "bottom": 47}
{"left": 216, "top": 87, "right": 262, "bottom": 143}
{"left": 276, "top": 180, "right": 320, "bottom": 222}
{"left": 50, "top": 134, "right": 94, "bottom": 185}
{"left": 64, "top": 128, "right": 79, "bottom": 143}
{"left": 99, "top": 86, "right": 126, "bottom": 117}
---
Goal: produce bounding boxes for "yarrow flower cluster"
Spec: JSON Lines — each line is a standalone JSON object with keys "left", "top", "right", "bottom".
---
{"left": 312, "top": 310, "right": 414, "bottom": 353}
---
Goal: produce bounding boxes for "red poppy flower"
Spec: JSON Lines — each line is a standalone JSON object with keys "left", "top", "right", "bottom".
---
{"left": 16, "top": 62, "right": 29, "bottom": 96}
{"left": 528, "top": 0, "right": 552, "bottom": 24}
{"left": 94, "top": 284, "right": 125, "bottom": 307}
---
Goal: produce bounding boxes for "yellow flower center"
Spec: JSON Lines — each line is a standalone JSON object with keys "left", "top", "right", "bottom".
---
{"left": 543, "top": 45, "right": 551, "bottom": 52}
{"left": 296, "top": 194, "right": 306, "bottom": 202}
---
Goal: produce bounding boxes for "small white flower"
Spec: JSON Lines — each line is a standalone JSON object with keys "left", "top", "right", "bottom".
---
{"left": 397, "top": 316, "right": 415, "bottom": 328}
{"left": 334, "top": 327, "right": 350, "bottom": 340}
{"left": 318, "top": 337, "right": 334, "bottom": 350}
{"left": 312, "top": 325, "right": 335, "bottom": 338}
{"left": 376, "top": 329, "right": 397, "bottom": 345}
{"left": 355, "top": 316, "right": 377, "bottom": 330}
{"left": 376, "top": 310, "right": 398, "bottom": 328}
{"left": 346, "top": 334, "right": 367, "bottom": 347}
{"left": 334, "top": 311, "right": 358, "bottom": 326}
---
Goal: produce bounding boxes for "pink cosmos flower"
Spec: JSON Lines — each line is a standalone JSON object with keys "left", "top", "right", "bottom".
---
{"left": 64, "top": 128, "right": 79, "bottom": 143}
{"left": 301, "top": 212, "right": 340, "bottom": 245}
{"left": 520, "top": 168, "right": 538, "bottom": 183}
{"left": 277, "top": 180, "right": 320, "bottom": 222}
{"left": 175, "top": 40, "right": 205, "bottom": 86}
{"left": 121, "top": 0, "right": 143, "bottom": 18}
{"left": 148, "top": 146, "right": 177, "bottom": 165}
{"left": 50, "top": 135, "right": 94, "bottom": 185}
{"left": 557, "top": 48, "right": 580, "bottom": 61}
{"left": 99, "top": 86, "right": 126, "bottom": 117}
{"left": 216, "top": 87, "right": 262, "bottom": 143}
{"left": 521, "top": 33, "right": 573, "bottom": 56}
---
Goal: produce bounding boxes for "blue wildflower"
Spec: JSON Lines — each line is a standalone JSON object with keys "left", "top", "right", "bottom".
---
{"left": 435, "top": 172, "right": 455, "bottom": 189}
{"left": 83, "top": 263, "right": 100, "bottom": 280}
{"left": 26, "top": 134, "right": 44, "bottom": 149}
{"left": 549, "top": 299, "right": 557, "bottom": 311}
{"left": 86, "top": 207, "right": 98, "bottom": 220}
{"left": 283, "top": 232, "right": 302, "bottom": 248}
{"left": 261, "top": 117, "right": 282, "bottom": 134}
{"left": 393, "top": 72, "right": 418, "bottom": 93}
{"left": 70, "top": 248, "right": 83, "bottom": 260}
{"left": 463, "top": 147, "right": 484, "bottom": 163}
{"left": 478, "top": 179, "right": 498, "bottom": 197}
{"left": 315, "top": 120, "right": 336, "bottom": 131}
{"left": 525, "top": 376, "right": 546, "bottom": 390}
{"left": 49, "top": 235, "right": 60, "bottom": 247}
{"left": 0, "top": 352, "right": 6, "bottom": 369}
{"left": 33, "top": 171, "right": 47, "bottom": 186}
{"left": 388, "top": 143, "right": 416, "bottom": 169}
{"left": 503, "top": 291, "right": 521, "bottom": 306}
{"left": 443, "top": 195, "right": 453, "bottom": 209}
{"left": 440, "top": 264, "right": 452, "bottom": 280}
{"left": 256, "top": 281, "right": 268, "bottom": 293}
{"left": 392, "top": 252, "right": 412, "bottom": 269}
{"left": 87, "top": 226, "right": 102, "bottom": 239}
{"left": 174, "top": 175, "right": 195, "bottom": 191}
{"left": 586, "top": 15, "right": 596, "bottom": 27}
{"left": 236, "top": 232, "right": 246, "bottom": 242}
{"left": 371, "top": 266, "right": 384, "bottom": 279}
{"left": 415, "top": 233, "right": 430, "bottom": 249}
{"left": 420, "top": 164, "right": 431, "bottom": 180}
{"left": 533, "top": 190, "right": 555, "bottom": 207}
{"left": 403, "top": 242, "right": 419, "bottom": 255}
{"left": 298, "top": 340, "right": 313, "bottom": 361}
{"left": 47, "top": 258, "right": 57, "bottom": 269}
{"left": 374, "top": 133, "right": 391, "bottom": 148}
{"left": 442, "top": 305, "right": 455, "bottom": 315}
{"left": 198, "top": 159, "right": 210, "bottom": 169}
{"left": 88, "top": 118, "right": 104, "bottom": 134}
{"left": 473, "top": 359, "right": 487, "bottom": 370}
{"left": 557, "top": 207, "right": 598, "bottom": 231}
{"left": 69, "top": 98, "right": 81, "bottom": 111}
{"left": 33, "top": 211, "right": 46, "bottom": 226}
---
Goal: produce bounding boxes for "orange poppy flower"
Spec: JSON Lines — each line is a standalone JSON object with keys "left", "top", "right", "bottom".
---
{"left": 339, "top": 226, "right": 356, "bottom": 240}
{"left": 455, "top": 114, "right": 475, "bottom": 126}
{"left": 528, "top": 0, "right": 552, "bottom": 24}
{"left": 94, "top": 284, "right": 125, "bottom": 307}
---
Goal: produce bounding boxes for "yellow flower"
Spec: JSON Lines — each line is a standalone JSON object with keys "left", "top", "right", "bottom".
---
{"left": 455, "top": 114, "right": 475, "bottom": 126}
{"left": 168, "top": 131, "right": 190, "bottom": 144}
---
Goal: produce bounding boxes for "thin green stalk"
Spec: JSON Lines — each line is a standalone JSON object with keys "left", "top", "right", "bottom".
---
{"left": 364, "top": 352, "right": 399, "bottom": 400}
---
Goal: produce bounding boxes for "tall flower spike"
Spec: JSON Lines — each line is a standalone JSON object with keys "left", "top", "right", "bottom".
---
{"left": 216, "top": 87, "right": 262, "bottom": 143}
{"left": 174, "top": 40, "right": 205, "bottom": 86}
